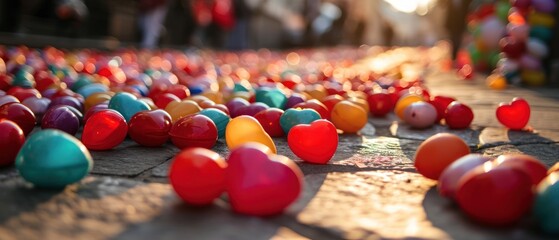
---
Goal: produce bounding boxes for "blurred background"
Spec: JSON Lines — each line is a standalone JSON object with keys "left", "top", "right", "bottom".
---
{"left": 0, "top": 0, "right": 557, "bottom": 70}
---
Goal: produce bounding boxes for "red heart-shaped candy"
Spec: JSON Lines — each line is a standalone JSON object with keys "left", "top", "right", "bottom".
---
{"left": 496, "top": 97, "right": 530, "bottom": 130}
{"left": 226, "top": 143, "right": 303, "bottom": 216}
{"left": 287, "top": 119, "right": 338, "bottom": 164}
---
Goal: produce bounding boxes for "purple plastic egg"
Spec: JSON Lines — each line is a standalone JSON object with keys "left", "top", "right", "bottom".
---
{"left": 403, "top": 101, "right": 437, "bottom": 129}
{"left": 49, "top": 96, "right": 84, "bottom": 112}
{"left": 285, "top": 93, "right": 306, "bottom": 109}
{"left": 41, "top": 105, "right": 80, "bottom": 135}
{"left": 22, "top": 97, "right": 51, "bottom": 123}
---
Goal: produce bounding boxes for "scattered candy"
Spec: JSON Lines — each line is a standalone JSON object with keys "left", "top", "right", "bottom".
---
{"left": 402, "top": 101, "right": 437, "bottom": 129}
{"left": 226, "top": 143, "right": 303, "bottom": 216}
{"left": 41, "top": 105, "right": 81, "bottom": 135}
{"left": 226, "top": 115, "right": 276, "bottom": 153}
{"left": 165, "top": 100, "right": 202, "bottom": 123}
{"left": 169, "top": 148, "right": 227, "bottom": 205}
{"left": 331, "top": 100, "right": 367, "bottom": 133}
{"left": 414, "top": 133, "right": 470, "bottom": 180}
{"left": 254, "top": 108, "right": 285, "bottom": 137}
{"left": 279, "top": 108, "right": 321, "bottom": 134}
{"left": 493, "top": 154, "right": 548, "bottom": 185}
{"left": 199, "top": 108, "right": 230, "bottom": 138}
{"left": 169, "top": 114, "right": 217, "bottom": 149}
{"left": 0, "top": 102, "right": 36, "bottom": 136}
{"left": 108, "top": 92, "right": 151, "bottom": 122}
{"left": 128, "top": 110, "right": 172, "bottom": 147}
{"left": 82, "top": 109, "right": 128, "bottom": 150}
{"left": 445, "top": 101, "right": 474, "bottom": 129}
{"left": 438, "top": 154, "right": 492, "bottom": 199}
{"left": 15, "top": 129, "right": 92, "bottom": 188}
{"left": 0, "top": 119, "right": 25, "bottom": 166}
{"left": 496, "top": 97, "right": 530, "bottom": 130}
{"left": 456, "top": 163, "right": 534, "bottom": 226}
{"left": 288, "top": 119, "right": 338, "bottom": 164}
{"left": 533, "top": 172, "right": 559, "bottom": 234}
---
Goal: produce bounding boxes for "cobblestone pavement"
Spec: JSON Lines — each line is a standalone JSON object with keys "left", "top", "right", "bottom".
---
{"left": 1, "top": 69, "right": 559, "bottom": 239}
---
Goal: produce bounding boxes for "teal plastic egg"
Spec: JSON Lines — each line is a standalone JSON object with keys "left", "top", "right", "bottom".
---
{"left": 77, "top": 83, "right": 108, "bottom": 98}
{"left": 109, "top": 92, "right": 150, "bottom": 122}
{"left": 255, "top": 87, "right": 287, "bottom": 109}
{"left": 279, "top": 108, "right": 321, "bottom": 134}
{"left": 15, "top": 129, "right": 93, "bottom": 188}
{"left": 533, "top": 172, "right": 559, "bottom": 234}
{"left": 199, "top": 108, "right": 230, "bottom": 138}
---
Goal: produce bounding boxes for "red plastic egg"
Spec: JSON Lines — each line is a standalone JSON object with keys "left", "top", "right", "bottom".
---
{"left": 0, "top": 102, "right": 36, "bottom": 136}
{"left": 254, "top": 108, "right": 285, "bottom": 137}
{"left": 169, "top": 148, "right": 227, "bottom": 205}
{"left": 82, "top": 109, "right": 128, "bottom": 150}
{"left": 129, "top": 110, "right": 172, "bottom": 147}
{"left": 169, "top": 114, "right": 218, "bottom": 149}
{"left": 0, "top": 119, "right": 25, "bottom": 166}
{"left": 445, "top": 101, "right": 474, "bottom": 129}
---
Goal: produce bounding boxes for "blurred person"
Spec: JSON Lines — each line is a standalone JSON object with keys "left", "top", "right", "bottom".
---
{"left": 444, "top": 0, "right": 472, "bottom": 59}
{"left": 191, "top": 0, "right": 235, "bottom": 49}
{"left": 344, "top": 0, "right": 385, "bottom": 45}
{"left": 162, "top": 0, "right": 197, "bottom": 47}
{"left": 224, "top": 0, "right": 251, "bottom": 50}
{"left": 244, "top": 0, "right": 309, "bottom": 49}
{"left": 0, "top": 0, "right": 22, "bottom": 33}
{"left": 138, "top": 0, "right": 169, "bottom": 49}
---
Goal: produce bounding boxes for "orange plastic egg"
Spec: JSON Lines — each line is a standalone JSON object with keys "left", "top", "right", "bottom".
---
{"left": 414, "top": 133, "right": 470, "bottom": 180}
{"left": 225, "top": 115, "right": 276, "bottom": 153}
{"left": 331, "top": 100, "right": 367, "bottom": 133}
{"left": 84, "top": 92, "right": 112, "bottom": 111}
{"left": 165, "top": 100, "right": 202, "bottom": 122}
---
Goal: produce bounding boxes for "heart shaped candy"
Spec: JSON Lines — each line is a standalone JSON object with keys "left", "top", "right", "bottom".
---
{"left": 108, "top": 92, "right": 150, "bottom": 122}
{"left": 496, "top": 97, "right": 530, "bottom": 130}
{"left": 226, "top": 116, "right": 276, "bottom": 153}
{"left": 226, "top": 143, "right": 303, "bottom": 216}
{"left": 288, "top": 119, "right": 338, "bottom": 164}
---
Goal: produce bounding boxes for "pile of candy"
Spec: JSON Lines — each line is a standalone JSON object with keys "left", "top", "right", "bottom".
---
{"left": 458, "top": 0, "right": 556, "bottom": 88}
{"left": 1, "top": 44, "right": 558, "bottom": 230}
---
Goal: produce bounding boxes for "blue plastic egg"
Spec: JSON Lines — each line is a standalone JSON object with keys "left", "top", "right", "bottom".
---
{"left": 15, "top": 129, "right": 93, "bottom": 188}
{"left": 199, "top": 108, "right": 230, "bottom": 138}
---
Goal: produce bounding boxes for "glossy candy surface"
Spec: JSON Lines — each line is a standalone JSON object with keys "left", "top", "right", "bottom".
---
{"left": 128, "top": 110, "right": 172, "bottom": 147}
{"left": 445, "top": 101, "right": 474, "bottom": 129}
{"left": 169, "top": 148, "right": 227, "bottom": 205}
{"left": 164, "top": 100, "right": 201, "bottom": 123}
{"left": 331, "top": 100, "right": 367, "bottom": 133}
{"left": 236, "top": 102, "right": 269, "bottom": 117}
{"left": 456, "top": 164, "right": 534, "bottom": 226}
{"left": 403, "top": 101, "right": 437, "bottom": 129}
{"left": 16, "top": 129, "right": 92, "bottom": 188}
{"left": 395, "top": 94, "right": 423, "bottom": 119}
{"left": 279, "top": 108, "right": 321, "bottom": 134}
{"left": 226, "top": 116, "right": 276, "bottom": 153}
{"left": 169, "top": 114, "right": 217, "bottom": 149}
{"left": 0, "top": 102, "right": 36, "bottom": 136}
{"left": 22, "top": 97, "right": 51, "bottom": 122}
{"left": 82, "top": 109, "right": 128, "bottom": 150}
{"left": 226, "top": 143, "right": 303, "bottom": 216}
{"left": 366, "top": 92, "right": 392, "bottom": 117}
{"left": 438, "top": 154, "right": 492, "bottom": 199}
{"left": 293, "top": 99, "right": 330, "bottom": 119}
{"left": 0, "top": 120, "right": 25, "bottom": 166}
{"left": 108, "top": 92, "right": 150, "bottom": 122}
{"left": 254, "top": 108, "right": 284, "bottom": 137}
{"left": 41, "top": 105, "right": 80, "bottom": 135}
{"left": 288, "top": 120, "right": 338, "bottom": 164}
{"left": 199, "top": 108, "right": 230, "bottom": 138}
{"left": 533, "top": 172, "right": 559, "bottom": 234}
{"left": 255, "top": 87, "right": 287, "bottom": 109}
{"left": 496, "top": 97, "right": 530, "bottom": 130}
{"left": 493, "top": 154, "right": 547, "bottom": 185}
{"left": 414, "top": 133, "right": 470, "bottom": 180}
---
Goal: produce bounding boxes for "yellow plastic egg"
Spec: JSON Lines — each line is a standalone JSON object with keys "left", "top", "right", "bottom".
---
{"left": 84, "top": 92, "right": 112, "bottom": 111}
{"left": 521, "top": 70, "right": 546, "bottom": 86}
{"left": 395, "top": 94, "right": 424, "bottom": 119}
{"left": 305, "top": 84, "right": 327, "bottom": 101}
{"left": 486, "top": 73, "right": 507, "bottom": 90}
{"left": 225, "top": 115, "right": 277, "bottom": 153}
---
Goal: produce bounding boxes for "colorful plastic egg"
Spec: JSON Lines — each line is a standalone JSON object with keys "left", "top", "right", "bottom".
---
{"left": 293, "top": 99, "right": 330, "bottom": 119}
{"left": 169, "top": 148, "right": 227, "bottom": 205}
{"left": 403, "top": 101, "right": 437, "bottom": 129}
{"left": 0, "top": 102, "right": 36, "bottom": 136}
{"left": 15, "top": 129, "right": 93, "bottom": 188}
{"left": 533, "top": 172, "right": 559, "bottom": 234}
{"left": 493, "top": 154, "right": 547, "bottom": 185}
{"left": 128, "top": 110, "right": 172, "bottom": 147}
{"left": 236, "top": 102, "right": 269, "bottom": 117}
{"left": 21, "top": 97, "right": 51, "bottom": 122}
{"left": 199, "top": 108, "right": 230, "bottom": 138}
{"left": 279, "top": 108, "right": 321, "bottom": 134}
{"left": 49, "top": 96, "right": 83, "bottom": 112}
{"left": 82, "top": 109, "right": 128, "bottom": 150}
{"left": 0, "top": 120, "right": 25, "bottom": 166}
{"left": 226, "top": 98, "right": 250, "bottom": 118}
{"left": 254, "top": 108, "right": 285, "bottom": 137}
{"left": 438, "top": 154, "right": 492, "bottom": 199}
{"left": 84, "top": 92, "right": 112, "bottom": 112}
{"left": 169, "top": 114, "right": 217, "bottom": 149}
{"left": 7, "top": 87, "right": 41, "bottom": 102}
{"left": 445, "top": 101, "right": 474, "bottom": 129}
{"left": 0, "top": 95, "right": 19, "bottom": 107}
{"left": 395, "top": 94, "right": 423, "bottom": 119}
{"left": 285, "top": 93, "right": 306, "bottom": 109}
{"left": 521, "top": 70, "right": 546, "bottom": 86}
{"left": 528, "top": 12, "right": 555, "bottom": 28}
{"left": 255, "top": 87, "right": 287, "bottom": 109}
{"left": 331, "top": 100, "right": 367, "bottom": 133}
{"left": 164, "top": 100, "right": 201, "bottom": 123}
{"left": 225, "top": 116, "right": 276, "bottom": 153}
{"left": 456, "top": 163, "right": 533, "bottom": 226}
{"left": 414, "top": 133, "right": 470, "bottom": 180}
{"left": 41, "top": 105, "right": 80, "bottom": 135}
{"left": 527, "top": 38, "right": 549, "bottom": 58}
{"left": 108, "top": 92, "right": 151, "bottom": 122}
